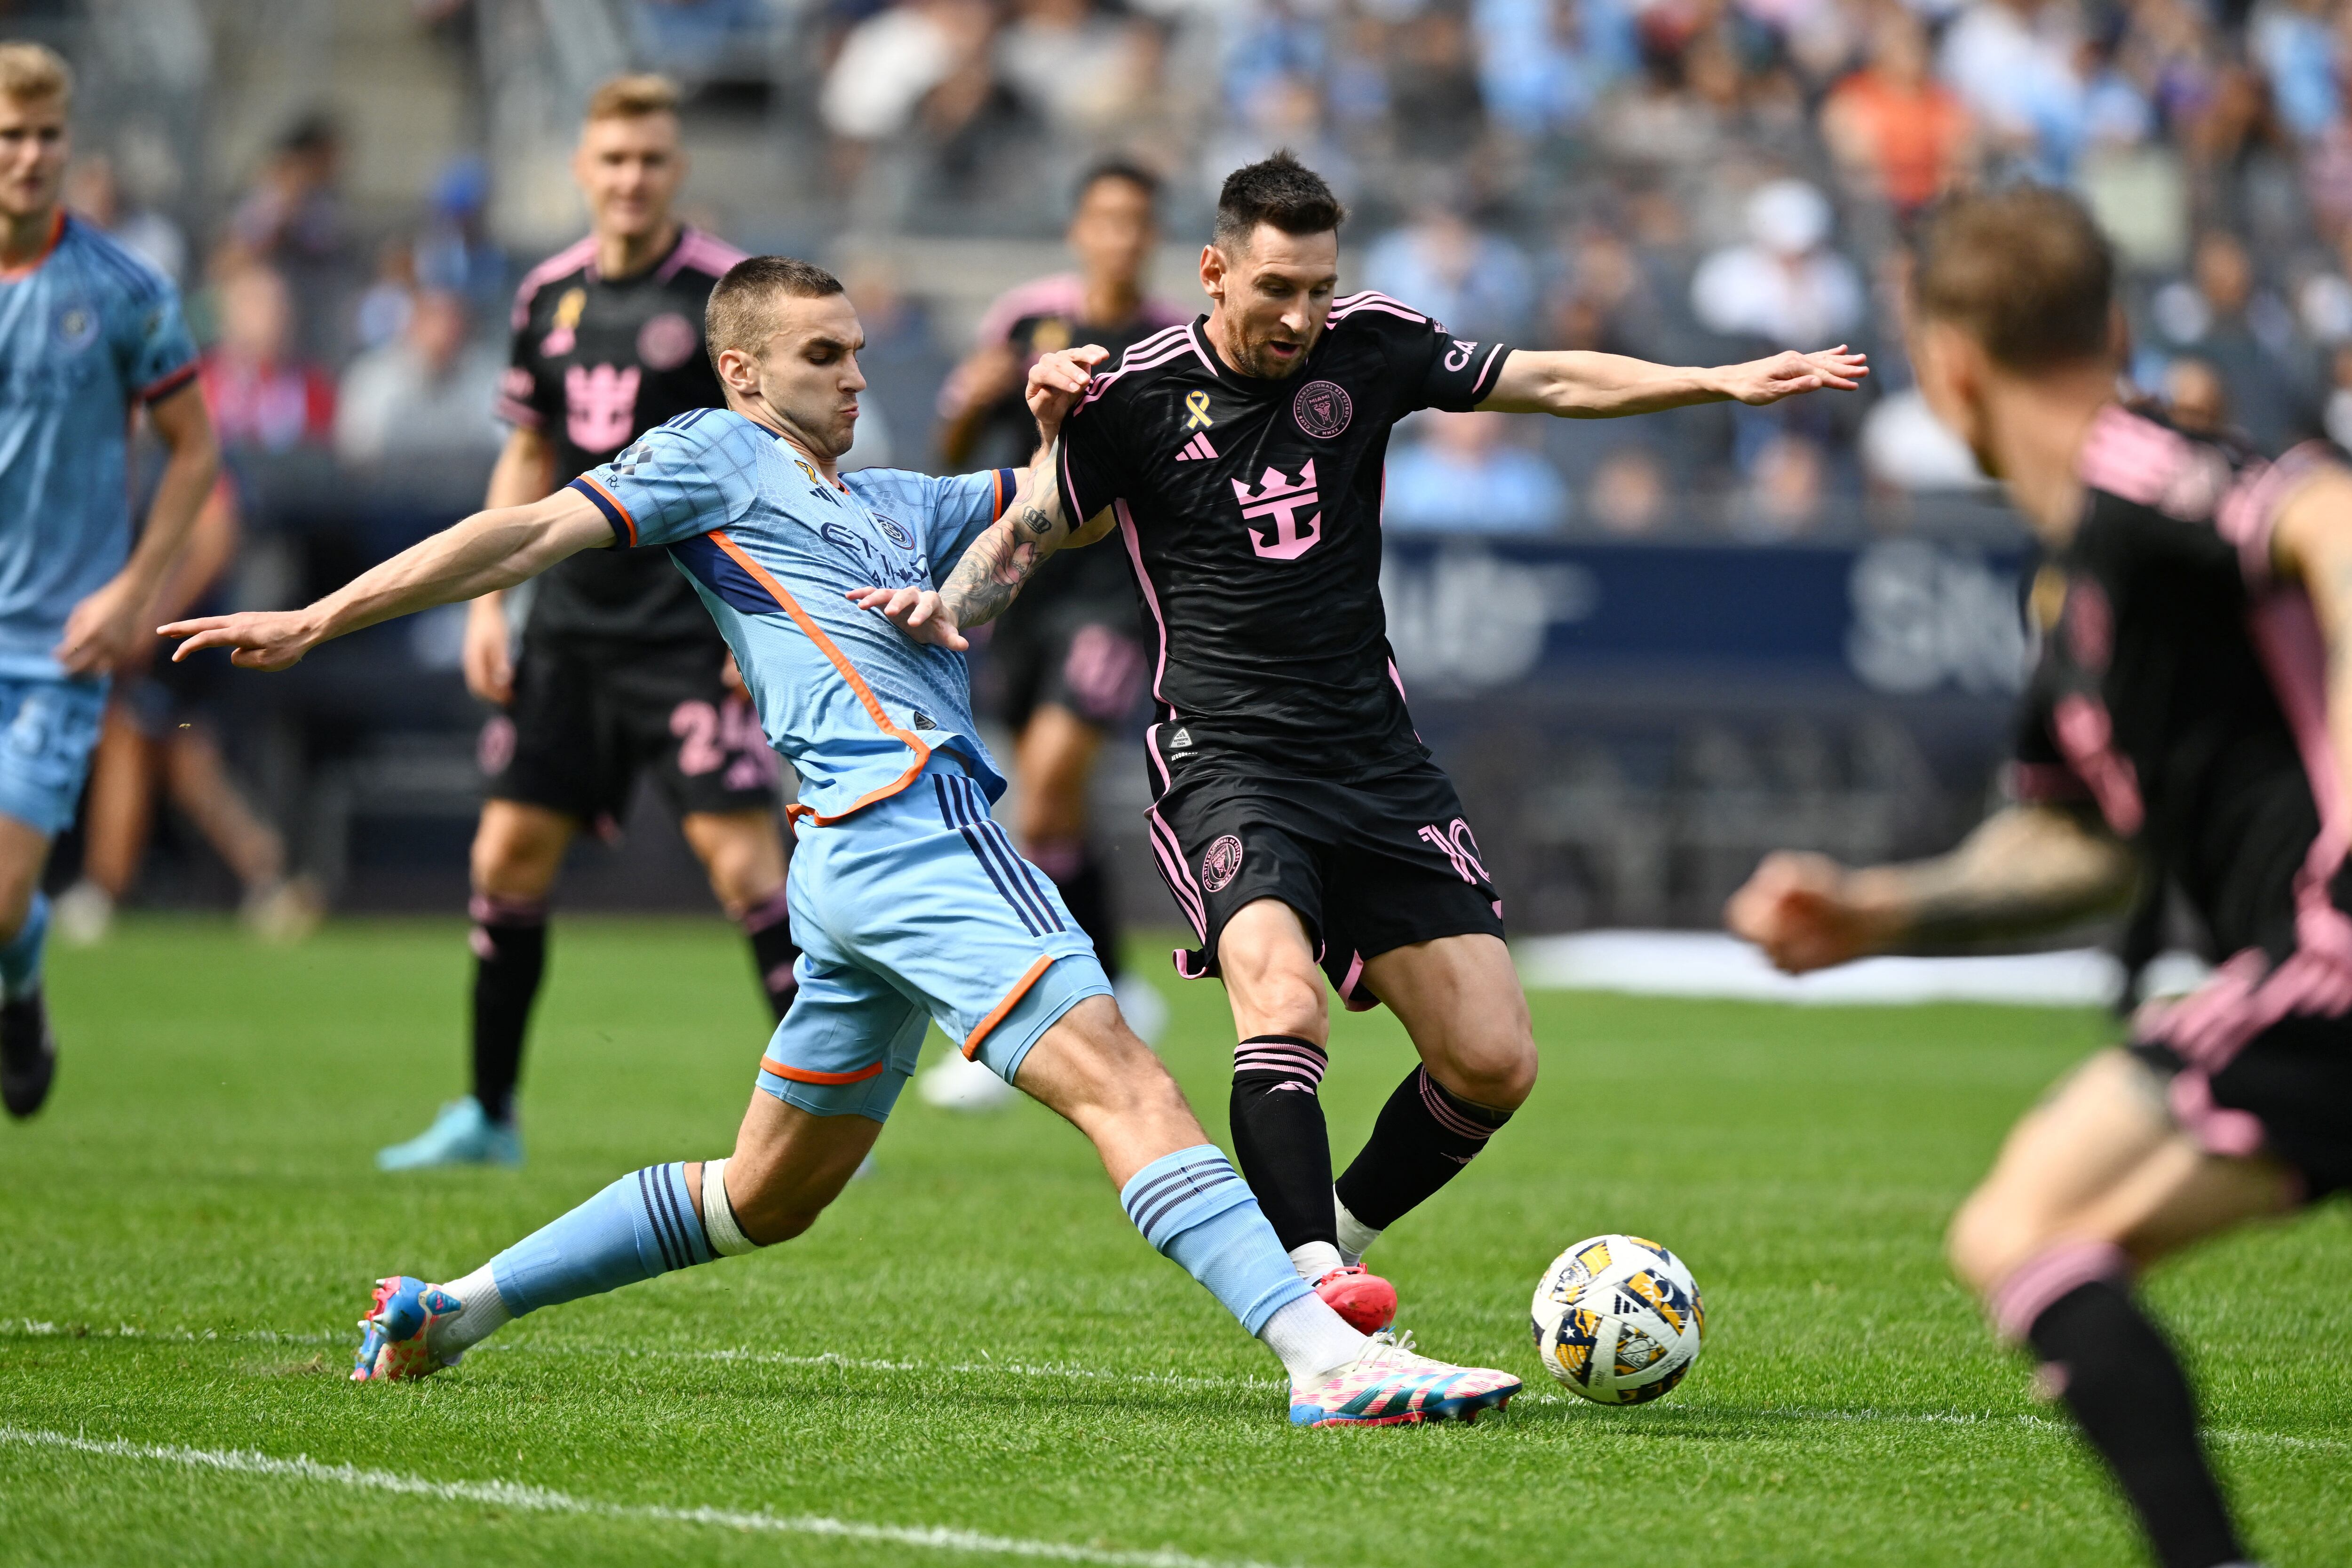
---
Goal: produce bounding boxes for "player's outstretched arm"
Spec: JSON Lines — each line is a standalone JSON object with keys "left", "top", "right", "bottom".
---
{"left": 56, "top": 381, "right": 220, "bottom": 677}
{"left": 159, "top": 489, "right": 615, "bottom": 671}
{"left": 1479, "top": 345, "right": 1867, "bottom": 419}
{"left": 1726, "top": 804, "right": 2137, "bottom": 973}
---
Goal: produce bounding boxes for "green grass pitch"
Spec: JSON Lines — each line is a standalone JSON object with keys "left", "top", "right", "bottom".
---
{"left": 2, "top": 917, "right": 2346, "bottom": 1567}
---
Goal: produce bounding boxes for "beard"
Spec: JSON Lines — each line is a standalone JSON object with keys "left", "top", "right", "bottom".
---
{"left": 1226, "top": 320, "right": 1319, "bottom": 380}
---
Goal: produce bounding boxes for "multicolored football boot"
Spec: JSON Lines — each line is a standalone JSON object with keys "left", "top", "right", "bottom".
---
{"left": 1289, "top": 1330, "right": 1521, "bottom": 1427}
{"left": 1312, "top": 1265, "right": 1398, "bottom": 1333}
{"left": 350, "top": 1275, "right": 461, "bottom": 1383}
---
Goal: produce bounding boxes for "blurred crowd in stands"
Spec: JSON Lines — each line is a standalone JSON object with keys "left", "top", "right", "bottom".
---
{"left": 68, "top": 0, "right": 2352, "bottom": 550}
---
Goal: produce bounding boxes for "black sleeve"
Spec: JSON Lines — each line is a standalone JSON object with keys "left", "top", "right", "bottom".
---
{"left": 2007, "top": 681, "right": 2089, "bottom": 808}
{"left": 497, "top": 285, "right": 557, "bottom": 430}
{"left": 1375, "top": 304, "right": 1511, "bottom": 415}
{"left": 1055, "top": 387, "right": 1128, "bottom": 527}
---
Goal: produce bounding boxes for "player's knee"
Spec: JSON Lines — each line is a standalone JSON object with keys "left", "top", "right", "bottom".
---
{"left": 1432, "top": 1027, "right": 1537, "bottom": 1112}
{"left": 1946, "top": 1184, "right": 2040, "bottom": 1297}
{"left": 1231, "top": 965, "right": 1326, "bottom": 1042}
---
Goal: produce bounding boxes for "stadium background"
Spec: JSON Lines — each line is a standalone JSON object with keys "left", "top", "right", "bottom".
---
{"left": 23, "top": 0, "right": 2332, "bottom": 937}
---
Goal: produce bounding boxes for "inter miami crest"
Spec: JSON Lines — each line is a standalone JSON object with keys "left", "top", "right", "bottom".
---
{"left": 1292, "top": 380, "right": 1351, "bottom": 440}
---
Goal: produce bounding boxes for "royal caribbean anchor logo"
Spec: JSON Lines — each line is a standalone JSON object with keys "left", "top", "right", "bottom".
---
{"left": 1232, "top": 460, "right": 1322, "bottom": 560}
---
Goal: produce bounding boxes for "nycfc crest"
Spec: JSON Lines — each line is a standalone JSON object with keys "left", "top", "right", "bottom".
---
{"left": 1292, "top": 379, "right": 1351, "bottom": 439}
{"left": 1200, "top": 834, "right": 1244, "bottom": 892}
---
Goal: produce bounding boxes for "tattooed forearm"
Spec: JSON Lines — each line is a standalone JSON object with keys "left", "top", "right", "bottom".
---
{"left": 939, "top": 470, "right": 1071, "bottom": 631}
{"left": 1857, "top": 804, "right": 2138, "bottom": 952}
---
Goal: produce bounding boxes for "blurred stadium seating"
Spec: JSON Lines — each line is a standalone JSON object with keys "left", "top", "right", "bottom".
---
{"left": 35, "top": 0, "right": 2345, "bottom": 927}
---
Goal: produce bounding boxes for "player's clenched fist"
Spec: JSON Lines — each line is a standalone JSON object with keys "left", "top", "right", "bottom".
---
{"left": 157, "top": 610, "right": 325, "bottom": 672}
{"left": 1724, "top": 850, "right": 1896, "bottom": 974}
{"left": 1025, "top": 344, "right": 1110, "bottom": 433}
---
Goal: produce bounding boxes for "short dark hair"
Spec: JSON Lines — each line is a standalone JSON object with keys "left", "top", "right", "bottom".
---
{"left": 1913, "top": 186, "right": 2114, "bottom": 370}
{"left": 706, "top": 255, "right": 846, "bottom": 366}
{"left": 1214, "top": 151, "right": 1346, "bottom": 251}
{"left": 1077, "top": 158, "right": 1160, "bottom": 210}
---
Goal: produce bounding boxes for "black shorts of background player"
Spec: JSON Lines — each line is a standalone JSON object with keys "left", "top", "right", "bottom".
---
{"left": 903, "top": 153, "right": 1866, "bottom": 1334}
{"left": 1731, "top": 185, "right": 2352, "bottom": 1568}
{"left": 376, "top": 74, "right": 798, "bottom": 1172}
{"left": 935, "top": 162, "right": 1186, "bottom": 993}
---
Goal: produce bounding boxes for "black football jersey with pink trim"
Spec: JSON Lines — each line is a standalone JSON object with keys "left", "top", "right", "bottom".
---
{"left": 1055, "top": 297, "right": 1510, "bottom": 777}
{"left": 2013, "top": 403, "right": 2342, "bottom": 955}
{"left": 501, "top": 226, "right": 744, "bottom": 647}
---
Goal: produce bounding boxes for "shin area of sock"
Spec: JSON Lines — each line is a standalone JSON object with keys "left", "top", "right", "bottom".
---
{"left": 1229, "top": 1035, "right": 1337, "bottom": 1251}
{"left": 1333, "top": 1066, "right": 1511, "bottom": 1233}
{"left": 488, "top": 1162, "right": 714, "bottom": 1316}
{"left": 1120, "top": 1144, "right": 1313, "bottom": 1335}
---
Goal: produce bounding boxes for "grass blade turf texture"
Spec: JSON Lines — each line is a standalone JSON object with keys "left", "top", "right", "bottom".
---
{"left": 1, "top": 917, "right": 2346, "bottom": 1567}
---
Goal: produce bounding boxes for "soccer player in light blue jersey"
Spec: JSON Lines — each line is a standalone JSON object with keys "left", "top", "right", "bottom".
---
{"left": 0, "top": 43, "right": 218, "bottom": 1119}
{"left": 164, "top": 255, "right": 1522, "bottom": 1425}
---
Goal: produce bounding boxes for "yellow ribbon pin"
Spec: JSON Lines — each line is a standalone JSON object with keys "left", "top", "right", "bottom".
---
{"left": 1184, "top": 390, "right": 1213, "bottom": 430}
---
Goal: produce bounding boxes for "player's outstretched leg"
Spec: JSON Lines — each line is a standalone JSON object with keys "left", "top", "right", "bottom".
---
{"left": 1213, "top": 899, "right": 1396, "bottom": 1332}
{"left": 1947, "top": 1049, "right": 2299, "bottom": 1568}
{"left": 1011, "top": 994, "right": 1518, "bottom": 1426}
{"left": 1331, "top": 933, "right": 1534, "bottom": 1269}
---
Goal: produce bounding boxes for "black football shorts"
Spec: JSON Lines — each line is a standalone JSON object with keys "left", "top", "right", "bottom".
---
{"left": 986, "top": 596, "right": 1149, "bottom": 734}
{"left": 480, "top": 636, "right": 779, "bottom": 831}
{"left": 2130, "top": 1008, "right": 2352, "bottom": 1202}
{"left": 1145, "top": 734, "right": 1506, "bottom": 1010}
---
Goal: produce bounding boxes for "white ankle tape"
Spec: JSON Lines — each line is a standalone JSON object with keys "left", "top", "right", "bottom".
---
{"left": 700, "top": 1157, "right": 761, "bottom": 1257}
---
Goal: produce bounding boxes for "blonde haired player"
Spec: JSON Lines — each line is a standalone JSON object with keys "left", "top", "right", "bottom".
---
{"left": 377, "top": 74, "right": 801, "bottom": 1170}
{"left": 1730, "top": 185, "right": 2348, "bottom": 1568}
{"left": 0, "top": 40, "right": 217, "bottom": 1119}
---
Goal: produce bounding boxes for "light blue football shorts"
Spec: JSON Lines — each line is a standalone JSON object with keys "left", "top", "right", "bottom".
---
{"left": 755, "top": 755, "right": 1111, "bottom": 1121}
{"left": 0, "top": 676, "right": 106, "bottom": 837}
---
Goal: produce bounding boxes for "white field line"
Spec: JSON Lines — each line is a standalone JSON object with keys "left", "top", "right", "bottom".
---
{"left": 13, "top": 1320, "right": 2344, "bottom": 1455}
{"left": 0, "top": 1426, "right": 1292, "bottom": 1568}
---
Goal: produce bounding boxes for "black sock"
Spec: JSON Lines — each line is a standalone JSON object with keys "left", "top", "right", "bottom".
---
{"left": 739, "top": 886, "right": 800, "bottom": 1021}
{"left": 468, "top": 894, "right": 546, "bottom": 1126}
{"left": 2026, "top": 1278, "right": 2245, "bottom": 1568}
{"left": 1228, "top": 1035, "right": 1335, "bottom": 1252}
{"left": 1334, "top": 1067, "right": 1512, "bottom": 1232}
{"left": 1032, "top": 836, "right": 1120, "bottom": 980}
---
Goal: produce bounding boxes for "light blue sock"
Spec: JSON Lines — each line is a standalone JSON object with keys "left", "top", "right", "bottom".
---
{"left": 488, "top": 1162, "right": 714, "bottom": 1316}
{"left": 1120, "top": 1144, "right": 1312, "bottom": 1334}
{"left": 0, "top": 891, "right": 48, "bottom": 998}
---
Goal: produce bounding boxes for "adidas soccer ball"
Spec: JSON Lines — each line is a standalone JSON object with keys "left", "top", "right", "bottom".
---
{"left": 1529, "top": 1234, "right": 1705, "bottom": 1404}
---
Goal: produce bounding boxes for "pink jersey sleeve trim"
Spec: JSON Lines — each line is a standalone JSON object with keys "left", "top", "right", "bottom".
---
{"left": 509, "top": 236, "right": 599, "bottom": 330}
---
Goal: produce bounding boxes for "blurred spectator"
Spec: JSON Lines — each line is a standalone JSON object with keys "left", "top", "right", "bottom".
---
{"left": 2149, "top": 231, "right": 2311, "bottom": 448}
{"left": 334, "top": 290, "right": 502, "bottom": 466}
{"left": 821, "top": 0, "right": 999, "bottom": 148}
{"left": 998, "top": 0, "right": 1150, "bottom": 135}
{"left": 1587, "top": 446, "right": 1669, "bottom": 535}
{"left": 1820, "top": 8, "right": 1972, "bottom": 215}
{"left": 1732, "top": 432, "right": 1828, "bottom": 539}
{"left": 225, "top": 112, "right": 347, "bottom": 269}
{"left": 62, "top": 152, "right": 187, "bottom": 282}
{"left": 1937, "top": 0, "right": 2086, "bottom": 181}
{"left": 413, "top": 155, "right": 506, "bottom": 317}
{"left": 1690, "top": 179, "right": 1864, "bottom": 348}
{"left": 1385, "top": 411, "right": 1571, "bottom": 533}
{"left": 1387, "top": 6, "right": 1489, "bottom": 160}
{"left": 1860, "top": 388, "right": 1990, "bottom": 492}
{"left": 353, "top": 236, "right": 420, "bottom": 351}
{"left": 2163, "top": 356, "right": 2230, "bottom": 434}
{"left": 1471, "top": 0, "right": 1639, "bottom": 141}
{"left": 1365, "top": 206, "right": 1536, "bottom": 342}
{"left": 199, "top": 264, "right": 334, "bottom": 454}
{"left": 2249, "top": 0, "right": 2340, "bottom": 143}
{"left": 1201, "top": 72, "right": 1356, "bottom": 206}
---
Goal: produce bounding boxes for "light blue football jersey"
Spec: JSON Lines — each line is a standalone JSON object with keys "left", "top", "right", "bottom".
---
{"left": 0, "top": 213, "right": 199, "bottom": 678}
{"left": 570, "top": 408, "right": 1019, "bottom": 820}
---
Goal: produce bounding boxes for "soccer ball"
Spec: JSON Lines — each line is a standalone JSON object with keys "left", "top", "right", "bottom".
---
{"left": 1529, "top": 1234, "right": 1705, "bottom": 1404}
